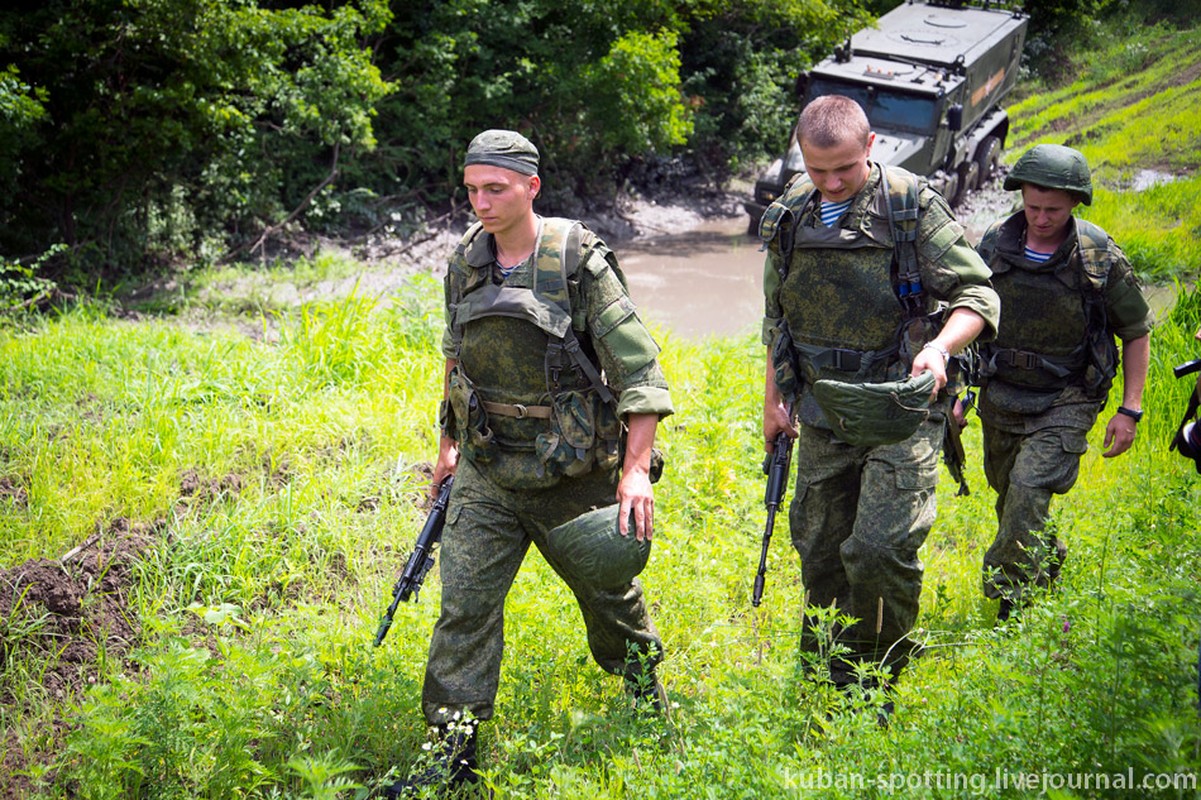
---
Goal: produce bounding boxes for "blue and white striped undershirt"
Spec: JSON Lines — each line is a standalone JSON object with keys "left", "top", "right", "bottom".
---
{"left": 1024, "top": 246, "right": 1053, "bottom": 263}
{"left": 820, "top": 199, "right": 852, "bottom": 227}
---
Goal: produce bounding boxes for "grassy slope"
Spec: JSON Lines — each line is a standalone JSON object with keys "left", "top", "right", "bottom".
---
{"left": 1006, "top": 21, "right": 1201, "bottom": 281}
{"left": 2, "top": 18, "right": 1201, "bottom": 800}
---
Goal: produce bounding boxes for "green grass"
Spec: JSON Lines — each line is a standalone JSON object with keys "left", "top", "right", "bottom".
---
{"left": 3, "top": 272, "right": 1201, "bottom": 798}
{"left": 4, "top": 18, "right": 1201, "bottom": 800}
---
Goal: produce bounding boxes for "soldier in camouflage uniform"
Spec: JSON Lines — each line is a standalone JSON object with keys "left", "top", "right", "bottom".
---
{"left": 384, "top": 130, "right": 673, "bottom": 797}
{"left": 973, "top": 144, "right": 1152, "bottom": 621}
{"left": 760, "top": 96, "right": 999, "bottom": 707}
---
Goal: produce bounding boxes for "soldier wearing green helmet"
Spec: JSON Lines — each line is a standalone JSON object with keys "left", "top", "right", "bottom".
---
{"left": 968, "top": 143, "right": 1153, "bottom": 621}
{"left": 382, "top": 129, "right": 672, "bottom": 798}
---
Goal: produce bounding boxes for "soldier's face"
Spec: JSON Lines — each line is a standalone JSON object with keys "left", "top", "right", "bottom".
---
{"left": 1020, "top": 185, "right": 1079, "bottom": 244}
{"left": 799, "top": 133, "right": 874, "bottom": 203}
{"left": 464, "top": 165, "right": 540, "bottom": 236}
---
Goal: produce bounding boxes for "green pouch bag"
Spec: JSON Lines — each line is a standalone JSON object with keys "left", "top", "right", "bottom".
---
{"left": 812, "top": 371, "right": 936, "bottom": 447}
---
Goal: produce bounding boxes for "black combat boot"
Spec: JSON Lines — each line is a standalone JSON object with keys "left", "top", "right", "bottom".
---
{"left": 624, "top": 669, "right": 668, "bottom": 714}
{"left": 383, "top": 722, "right": 478, "bottom": 798}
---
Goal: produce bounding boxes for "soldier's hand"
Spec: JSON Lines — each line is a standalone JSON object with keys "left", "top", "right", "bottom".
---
{"left": 911, "top": 346, "right": 948, "bottom": 399}
{"left": 951, "top": 396, "right": 972, "bottom": 428}
{"left": 432, "top": 435, "right": 459, "bottom": 497}
{"left": 1102, "top": 413, "right": 1136, "bottom": 458}
{"left": 617, "top": 468, "right": 654, "bottom": 542}
{"left": 763, "top": 402, "right": 797, "bottom": 452}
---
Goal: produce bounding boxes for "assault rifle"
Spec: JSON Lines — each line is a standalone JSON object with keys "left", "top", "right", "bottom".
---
{"left": 1169, "top": 358, "right": 1201, "bottom": 467}
{"left": 752, "top": 431, "right": 793, "bottom": 607}
{"left": 373, "top": 476, "right": 454, "bottom": 647}
{"left": 943, "top": 389, "right": 975, "bottom": 497}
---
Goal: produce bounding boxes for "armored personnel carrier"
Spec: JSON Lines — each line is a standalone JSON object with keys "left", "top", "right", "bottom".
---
{"left": 746, "top": 0, "right": 1027, "bottom": 231}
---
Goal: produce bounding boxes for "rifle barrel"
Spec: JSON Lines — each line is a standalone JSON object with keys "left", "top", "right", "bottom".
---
{"left": 372, "top": 476, "right": 454, "bottom": 648}
{"left": 751, "top": 506, "right": 777, "bottom": 607}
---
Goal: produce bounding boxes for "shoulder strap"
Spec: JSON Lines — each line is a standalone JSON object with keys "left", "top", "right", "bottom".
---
{"left": 1073, "top": 218, "right": 1113, "bottom": 294}
{"left": 881, "top": 166, "right": 924, "bottom": 320}
{"left": 976, "top": 223, "right": 1000, "bottom": 265}
{"left": 759, "top": 172, "right": 819, "bottom": 280}
{"left": 537, "top": 217, "right": 615, "bottom": 404}
{"left": 446, "top": 222, "right": 489, "bottom": 355}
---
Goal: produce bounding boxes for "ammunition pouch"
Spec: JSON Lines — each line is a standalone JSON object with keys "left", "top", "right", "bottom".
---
{"left": 534, "top": 390, "right": 623, "bottom": 482}
{"left": 447, "top": 366, "right": 495, "bottom": 465}
{"left": 447, "top": 365, "right": 631, "bottom": 490}
{"left": 1081, "top": 324, "right": 1118, "bottom": 398}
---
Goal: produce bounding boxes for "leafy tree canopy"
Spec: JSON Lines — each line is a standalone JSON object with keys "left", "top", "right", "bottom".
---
{"left": 0, "top": 0, "right": 1188, "bottom": 286}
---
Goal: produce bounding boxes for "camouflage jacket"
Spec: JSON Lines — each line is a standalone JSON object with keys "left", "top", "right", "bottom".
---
{"left": 440, "top": 217, "right": 672, "bottom": 488}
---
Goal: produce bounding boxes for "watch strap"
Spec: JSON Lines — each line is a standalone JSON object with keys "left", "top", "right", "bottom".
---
{"left": 1117, "top": 405, "right": 1143, "bottom": 422}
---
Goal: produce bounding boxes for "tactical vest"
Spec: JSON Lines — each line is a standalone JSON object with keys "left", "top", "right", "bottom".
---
{"left": 977, "top": 217, "right": 1117, "bottom": 397}
{"left": 443, "top": 217, "right": 623, "bottom": 489}
{"left": 759, "top": 165, "right": 943, "bottom": 424}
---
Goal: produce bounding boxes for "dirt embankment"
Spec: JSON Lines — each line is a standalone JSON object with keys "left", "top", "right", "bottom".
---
{"left": 0, "top": 519, "right": 160, "bottom": 795}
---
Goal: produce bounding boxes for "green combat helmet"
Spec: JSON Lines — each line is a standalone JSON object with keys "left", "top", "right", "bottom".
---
{"left": 547, "top": 505, "right": 651, "bottom": 588}
{"left": 813, "top": 372, "right": 937, "bottom": 447}
{"left": 1003, "top": 144, "right": 1093, "bottom": 205}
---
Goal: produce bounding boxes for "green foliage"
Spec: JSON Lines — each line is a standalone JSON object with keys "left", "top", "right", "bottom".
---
{"left": 0, "top": 0, "right": 391, "bottom": 277}
{"left": 674, "top": 0, "right": 866, "bottom": 175}
{"left": 584, "top": 30, "right": 693, "bottom": 155}
{"left": 0, "top": 245, "right": 63, "bottom": 311}
{"left": 328, "top": 0, "right": 867, "bottom": 212}
{"left": 2, "top": 0, "right": 1196, "bottom": 288}
{"left": 5, "top": 269, "right": 1200, "bottom": 797}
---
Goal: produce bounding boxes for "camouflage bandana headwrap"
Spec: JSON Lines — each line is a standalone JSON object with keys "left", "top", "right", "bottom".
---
{"left": 464, "top": 129, "right": 540, "bottom": 176}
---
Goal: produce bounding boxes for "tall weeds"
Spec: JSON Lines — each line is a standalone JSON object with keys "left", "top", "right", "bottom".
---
{"left": 3, "top": 272, "right": 1198, "bottom": 798}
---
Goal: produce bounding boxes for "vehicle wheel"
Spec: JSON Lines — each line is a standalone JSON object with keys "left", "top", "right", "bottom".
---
{"left": 975, "top": 136, "right": 1002, "bottom": 188}
{"left": 955, "top": 161, "right": 979, "bottom": 206}
{"left": 939, "top": 170, "right": 959, "bottom": 208}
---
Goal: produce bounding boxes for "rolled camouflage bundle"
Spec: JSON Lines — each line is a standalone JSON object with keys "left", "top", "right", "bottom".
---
{"left": 547, "top": 504, "right": 651, "bottom": 588}
{"left": 812, "top": 371, "right": 936, "bottom": 447}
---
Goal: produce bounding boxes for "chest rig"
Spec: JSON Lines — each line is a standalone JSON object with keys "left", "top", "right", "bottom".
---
{"left": 977, "top": 217, "right": 1117, "bottom": 397}
{"left": 448, "top": 217, "right": 614, "bottom": 405}
{"left": 759, "top": 165, "right": 937, "bottom": 405}
{"left": 444, "top": 217, "right": 622, "bottom": 487}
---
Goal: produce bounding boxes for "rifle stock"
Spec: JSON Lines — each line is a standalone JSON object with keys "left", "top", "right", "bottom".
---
{"left": 752, "top": 431, "right": 793, "bottom": 607}
{"left": 373, "top": 476, "right": 454, "bottom": 647}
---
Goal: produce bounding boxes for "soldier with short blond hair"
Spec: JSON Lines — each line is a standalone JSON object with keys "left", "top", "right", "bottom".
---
{"left": 759, "top": 95, "right": 999, "bottom": 718}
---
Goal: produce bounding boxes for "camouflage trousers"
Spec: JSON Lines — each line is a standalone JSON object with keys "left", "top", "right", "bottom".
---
{"left": 789, "top": 411, "right": 944, "bottom": 684}
{"left": 980, "top": 424, "right": 1086, "bottom": 601}
{"left": 421, "top": 456, "right": 662, "bottom": 726}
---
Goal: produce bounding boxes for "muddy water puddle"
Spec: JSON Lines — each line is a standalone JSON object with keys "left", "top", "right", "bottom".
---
{"left": 618, "top": 216, "right": 765, "bottom": 341}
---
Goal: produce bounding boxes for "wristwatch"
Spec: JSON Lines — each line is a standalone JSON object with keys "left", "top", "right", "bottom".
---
{"left": 1116, "top": 405, "right": 1143, "bottom": 423}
